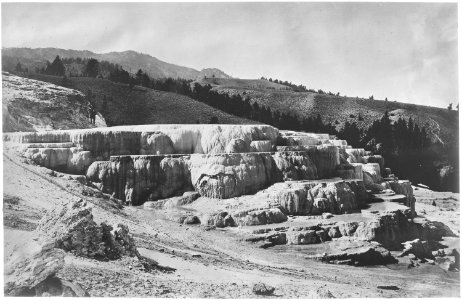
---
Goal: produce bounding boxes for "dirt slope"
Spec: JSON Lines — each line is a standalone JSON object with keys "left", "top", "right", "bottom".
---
{"left": 23, "top": 74, "right": 257, "bottom": 126}
{"left": 2, "top": 72, "right": 105, "bottom": 132}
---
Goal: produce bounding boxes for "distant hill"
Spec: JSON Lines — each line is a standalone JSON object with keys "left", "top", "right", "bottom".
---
{"left": 2, "top": 47, "right": 231, "bottom": 80}
{"left": 2, "top": 72, "right": 106, "bottom": 132}
{"left": 201, "top": 78, "right": 459, "bottom": 145}
{"left": 24, "top": 73, "right": 255, "bottom": 126}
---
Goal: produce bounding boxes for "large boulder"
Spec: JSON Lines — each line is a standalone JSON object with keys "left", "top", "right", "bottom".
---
{"left": 36, "top": 199, "right": 139, "bottom": 259}
{"left": 4, "top": 240, "right": 65, "bottom": 296}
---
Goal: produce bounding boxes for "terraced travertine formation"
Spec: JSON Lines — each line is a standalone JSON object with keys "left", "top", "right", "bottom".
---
{"left": 4, "top": 124, "right": 456, "bottom": 267}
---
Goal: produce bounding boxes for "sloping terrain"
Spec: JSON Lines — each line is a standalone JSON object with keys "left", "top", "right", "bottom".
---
{"left": 24, "top": 73, "right": 256, "bottom": 126}
{"left": 203, "top": 78, "right": 458, "bottom": 144}
{"left": 2, "top": 72, "right": 105, "bottom": 132}
{"left": 3, "top": 150, "right": 460, "bottom": 298}
{"left": 2, "top": 47, "right": 230, "bottom": 80}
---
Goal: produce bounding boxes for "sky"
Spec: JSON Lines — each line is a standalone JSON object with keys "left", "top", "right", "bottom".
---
{"left": 2, "top": 2, "right": 458, "bottom": 108}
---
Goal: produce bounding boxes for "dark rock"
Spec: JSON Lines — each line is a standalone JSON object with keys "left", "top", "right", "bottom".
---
{"left": 377, "top": 285, "right": 400, "bottom": 291}
{"left": 184, "top": 216, "right": 201, "bottom": 225}
{"left": 252, "top": 283, "right": 275, "bottom": 295}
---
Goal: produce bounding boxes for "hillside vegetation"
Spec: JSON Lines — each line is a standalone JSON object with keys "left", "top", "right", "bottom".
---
{"left": 2, "top": 47, "right": 231, "bottom": 80}
{"left": 204, "top": 78, "right": 458, "bottom": 145}
{"left": 24, "top": 73, "right": 254, "bottom": 126}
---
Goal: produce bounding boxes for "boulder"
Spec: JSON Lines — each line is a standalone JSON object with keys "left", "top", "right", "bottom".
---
{"left": 252, "top": 283, "right": 275, "bottom": 296}
{"left": 36, "top": 199, "right": 139, "bottom": 259}
{"left": 4, "top": 240, "right": 65, "bottom": 296}
{"left": 206, "top": 211, "right": 235, "bottom": 228}
{"left": 232, "top": 208, "right": 287, "bottom": 226}
{"left": 400, "top": 239, "right": 434, "bottom": 260}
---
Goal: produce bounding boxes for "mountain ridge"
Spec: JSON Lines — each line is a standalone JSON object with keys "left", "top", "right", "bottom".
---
{"left": 2, "top": 47, "right": 231, "bottom": 80}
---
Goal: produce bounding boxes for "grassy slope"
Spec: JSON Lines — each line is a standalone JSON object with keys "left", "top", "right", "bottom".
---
{"left": 25, "top": 74, "right": 257, "bottom": 126}
{"left": 204, "top": 78, "right": 459, "bottom": 144}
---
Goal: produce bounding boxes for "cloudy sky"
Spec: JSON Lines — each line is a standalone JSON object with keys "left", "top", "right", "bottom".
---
{"left": 2, "top": 2, "right": 458, "bottom": 108}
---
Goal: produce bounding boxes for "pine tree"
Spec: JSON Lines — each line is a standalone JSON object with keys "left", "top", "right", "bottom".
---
{"left": 85, "top": 58, "right": 100, "bottom": 77}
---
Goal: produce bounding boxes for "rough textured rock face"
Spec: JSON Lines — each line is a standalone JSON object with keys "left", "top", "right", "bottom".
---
{"left": 232, "top": 208, "right": 288, "bottom": 226}
{"left": 336, "top": 164, "right": 363, "bottom": 180}
{"left": 4, "top": 240, "right": 65, "bottom": 296}
{"left": 23, "top": 147, "right": 93, "bottom": 174}
{"left": 86, "top": 155, "right": 192, "bottom": 205}
{"left": 5, "top": 124, "right": 278, "bottom": 156}
{"left": 268, "top": 179, "right": 366, "bottom": 215}
{"left": 272, "top": 151, "right": 318, "bottom": 181}
{"left": 306, "top": 145, "right": 340, "bottom": 178}
{"left": 225, "top": 138, "right": 250, "bottom": 153}
{"left": 344, "top": 148, "right": 366, "bottom": 164}
{"left": 189, "top": 153, "right": 275, "bottom": 199}
{"left": 362, "top": 163, "right": 382, "bottom": 183}
{"left": 140, "top": 132, "right": 174, "bottom": 155}
{"left": 275, "top": 188, "right": 311, "bottom": 215}
{"left": 312, "top": 241, "right": 395, "bottom": 266}
{"left": 36, "top": 199, "right": 139, "bottom": 259}
{"left": 308, "top": 181, "right": 359, "bottom": 214}
{"left": 364, "top": 155, "right": 385, "bottom": 175}
{"left": 389, "top": 180, "right": 415, "bottom": 214}
{"left": 250, "top": 140, "right": 272, "bottom": 152}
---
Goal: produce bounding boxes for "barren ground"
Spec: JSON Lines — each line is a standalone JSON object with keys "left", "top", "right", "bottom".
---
{"left": 3, "top": 152, "right": 460, "bottom": 298}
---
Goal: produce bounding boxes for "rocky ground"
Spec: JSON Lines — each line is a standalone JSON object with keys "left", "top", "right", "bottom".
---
{"left": 3, "top": 151, "right": 460, "bottom": 298}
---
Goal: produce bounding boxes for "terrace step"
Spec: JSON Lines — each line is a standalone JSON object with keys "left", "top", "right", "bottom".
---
{"left": 20, "top": 142, "right": 76, "bottom": 149}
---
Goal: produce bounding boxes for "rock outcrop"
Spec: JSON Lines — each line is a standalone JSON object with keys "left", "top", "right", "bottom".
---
{"left": 23, "top": 146, "right": 92, "bottom": 174}
{"left": 87, "top": 155, "right": 192, "bottom": 205}
{"left": 4, "top": 240, "right": 65, "bottom": 296}
{"left": 190, "top": 153, "right": 275, "bottom": 199}
{"left": 36, "top": 199, "right": 139, "bottom": 259}
{"left": 272, "top": 151, "right": 318, "bottom": 181}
